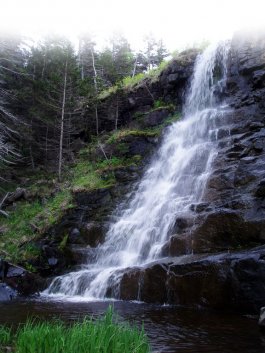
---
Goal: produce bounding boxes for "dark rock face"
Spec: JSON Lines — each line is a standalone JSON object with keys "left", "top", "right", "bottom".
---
{"left": 110, "top": 34, "right": 265, "bottom": 313}
{"left": 164, "top": 33, "right": 265, "bottom": 256}
{"left": 118, "top": 247, "right": 265, "bottom": 313}
{"left": 142, "top": 108, "right": 171, "bottom": 127}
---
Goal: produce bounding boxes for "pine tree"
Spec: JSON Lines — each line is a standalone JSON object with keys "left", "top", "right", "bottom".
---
{"left": 0, "top": 34, "right": 25, "bottom": 164}
{"left": 25, "top": 35, "right": 81, "bottom": 177}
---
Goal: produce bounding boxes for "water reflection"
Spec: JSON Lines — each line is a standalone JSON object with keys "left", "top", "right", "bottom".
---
{"left": 0, "top": 299, "right": 264, "bottom": 353}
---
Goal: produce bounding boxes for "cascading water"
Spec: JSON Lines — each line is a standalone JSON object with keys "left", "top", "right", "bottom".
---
{"left": 44, "top": 41, "right": 230, "bottom": 300}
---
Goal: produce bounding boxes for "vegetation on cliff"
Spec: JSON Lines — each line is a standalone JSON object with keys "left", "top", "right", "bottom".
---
{"left": 0, "top": 108, "right": 180, "bottom": 265}
{"left": 0, "top": 31, "right": 188, "bottom": 268}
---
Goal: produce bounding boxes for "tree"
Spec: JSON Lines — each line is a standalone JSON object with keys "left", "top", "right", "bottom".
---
{"left": 143, "top": 34, "right": 169, "bottom": 70}
{"left": 0, "top": 34, "right": 26, "bottom": 164}
{"left": 98, "top": 33, "right": 134, "bottom": 85}
{"left": 78, "top": 33, "right": 101, "bottom": 135}
{"left": 25, "top": 35, "right": 81, "bottom": 178}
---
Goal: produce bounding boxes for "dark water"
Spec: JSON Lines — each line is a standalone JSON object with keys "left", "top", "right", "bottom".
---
{"left": 0, "top": 299, "right": 264, "bottom": 353}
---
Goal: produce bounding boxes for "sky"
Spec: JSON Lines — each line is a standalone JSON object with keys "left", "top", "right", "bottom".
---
{"left": 1, "top": 0, "right": 265, "bottom": 51}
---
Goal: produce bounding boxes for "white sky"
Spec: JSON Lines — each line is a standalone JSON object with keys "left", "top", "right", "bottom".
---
{"left": 1, "top": 0, "right": 265, "bottom": 51}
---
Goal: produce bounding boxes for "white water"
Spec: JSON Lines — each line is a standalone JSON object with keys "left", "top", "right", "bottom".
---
{"left": 44, "top": 42, "right": 230, "bottom": 299}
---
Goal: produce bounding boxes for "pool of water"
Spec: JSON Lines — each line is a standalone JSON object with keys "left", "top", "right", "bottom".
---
{"left": 0, "top": 299, "right": 264, "bottom": 353}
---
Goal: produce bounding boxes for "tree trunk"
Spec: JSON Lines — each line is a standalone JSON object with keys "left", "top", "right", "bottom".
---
{"left": 41, "top": 47, "right": 47, "bottom": 79}
{"left": 132, "top": 55, "right": 138, "bottom": 78}
{"left": 58, "top": 57, "right": 68, "bottom": 181}
{"left": 115, "top": 97, "right": 119, "bottom": 130}
{"left": 91, "top": 48, "right": 99, "bottom": 135}
{"left": 78, "top": 38, "right": 84, "bottom": 80}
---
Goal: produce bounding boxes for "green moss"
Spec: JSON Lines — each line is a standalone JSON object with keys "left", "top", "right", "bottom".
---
{"left": 116, "top": 142, "right": 129, "bottom": 154}
{"left": 96, "top": 157, "right": 125, "bottom": 170}
{"left": 152, "top": 102, "right": 175, "bottom": 113}
{"left": 107, "top": 129, "right": 159, "bottom": 144}
{"left": 121, "top": 73, "right": 146, "bottom": 89}
{"left": 70, "top": 162, "right": 115, "bottom": 192}
{"left": 59, "top": 234, "right": 68, "bottom": 251}
{"left": 106, "top": 112, "right": 180, "bottom": 146}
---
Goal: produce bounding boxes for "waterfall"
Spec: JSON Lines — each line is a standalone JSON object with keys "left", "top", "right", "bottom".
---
{"left": 44, "top": 41, "right": 230, "bottom": 300}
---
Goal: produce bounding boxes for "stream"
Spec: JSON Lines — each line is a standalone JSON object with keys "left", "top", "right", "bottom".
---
{"left": 0, "top": 299, "right": 264, "bottom": 353}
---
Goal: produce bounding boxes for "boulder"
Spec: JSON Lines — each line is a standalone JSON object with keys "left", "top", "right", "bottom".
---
{"left": 68, "top": 228, "right": 83, "bottom": 244}
{"left": 0, "top": 283, "right": 17, "bottom": 301}
{"left": 0, "top": 261, "right": 44, "bottom": 299}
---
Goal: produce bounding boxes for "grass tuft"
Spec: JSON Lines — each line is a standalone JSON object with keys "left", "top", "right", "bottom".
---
{"left": 0, "top": 306, "right": 150, "bottom": 353}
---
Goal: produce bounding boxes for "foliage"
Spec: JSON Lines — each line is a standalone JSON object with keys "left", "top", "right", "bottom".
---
{"left": 121, "top": 73, "right": 145, "bottom": 89}
{"left": 96, "top": 156, "right": 125, "bottom": 170}
{"left": 0, "top": 33, "right": 25, "bottom": 164}
{"left": 143, "top": 34, "right": 169, "bottom": 70}
{"left": 0, "top": 103, "right": 180, "bottom": 264}
{"left": 0, "top": 306, "right": 150, "bottom": 353}
{"left": 106, "top": 129, "right": 158, "bottom": 144}
{"left": 0, "top": 190, "right": 73, "bottom": 262}
{"left": 98, "top": 59, "right": 170, "bottom": 100}
{"left": 0, "top": 325, "right": 12, "bottom": 346}
{"left": 69, "top": 161, "right": 114, "bottom": 192}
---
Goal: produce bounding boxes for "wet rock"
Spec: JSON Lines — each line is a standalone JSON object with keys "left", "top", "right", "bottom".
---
{"left": 74, "top": 188, "right": 112, "bottom": 209}
{"left": 119, "top": 269, "right": 140, "bottom": 300}
{"left": 253, "top": 69, "right": 265, "bottom": 88}
{"left": 172, "top": 218, "right": 189, "bottom": 232}
{"left": 119, "top": 264, "right": 168, "bottom": 303}
{"left": 114, "top": 166, "right": 139, "bottom": 182}
{"left": 142, "top": 108, "right": 171, "bottom": 127}
{"left": 163, "top": 233, "right": 192, "bottom": 256}
{"left": 259, "top": 307, "right": 265, "bottom": 328}
{"left": 47, "top": 257, "right": 58, "bottom": 266}
{"left": 255, "top": 180, "right": 265, "bottom": 198}
{"left": 192, "top": 211, "right": 265, "bottom": 253}
{"left": 190, "top": 203, "right": 211, "bottom": 213}
{"left": 0, "top": 261, "right": 44, "bottom": 297}
{"left": 69, "top": 245, "right": 97, "bottom": 265}
{"left": 118, "top": 247, "right": 265, "bottom": 313}
{"left": 0, "top": 283, "right": 17, "bottom": 301}
{"left": 80, "top": 222, "right": 105, "bottom": 247}
{"left": 68, "top": 228, "right": 82, "bottom": 244}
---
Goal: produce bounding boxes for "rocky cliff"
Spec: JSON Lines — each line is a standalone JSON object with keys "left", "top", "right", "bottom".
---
{"left": 2, "top": 33, "right": 265, "bottom": 313}
{"left": 114, "top": 32, "right": 265, "bottom": 313}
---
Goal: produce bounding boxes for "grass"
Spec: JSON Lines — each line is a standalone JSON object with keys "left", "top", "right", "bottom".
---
{"left": 106, "top": 129, "right": 159, "bottom": 144}
{"left": 0, "top": 107, "right": 180, "bottom": 264}
{"left": 98, "top": 60, "right": 170, "bottom": 100}
{"left": 0, "top": 306, "right": 150, "bottom": 353}
{"left": 0, "top": 190, "right": 74, "bottom": 263}
{"left": 70, "top": 162, "right": 113, "bottom": 192}
{"left": 107, "top": 112, "right": 181, "bottom": 145}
